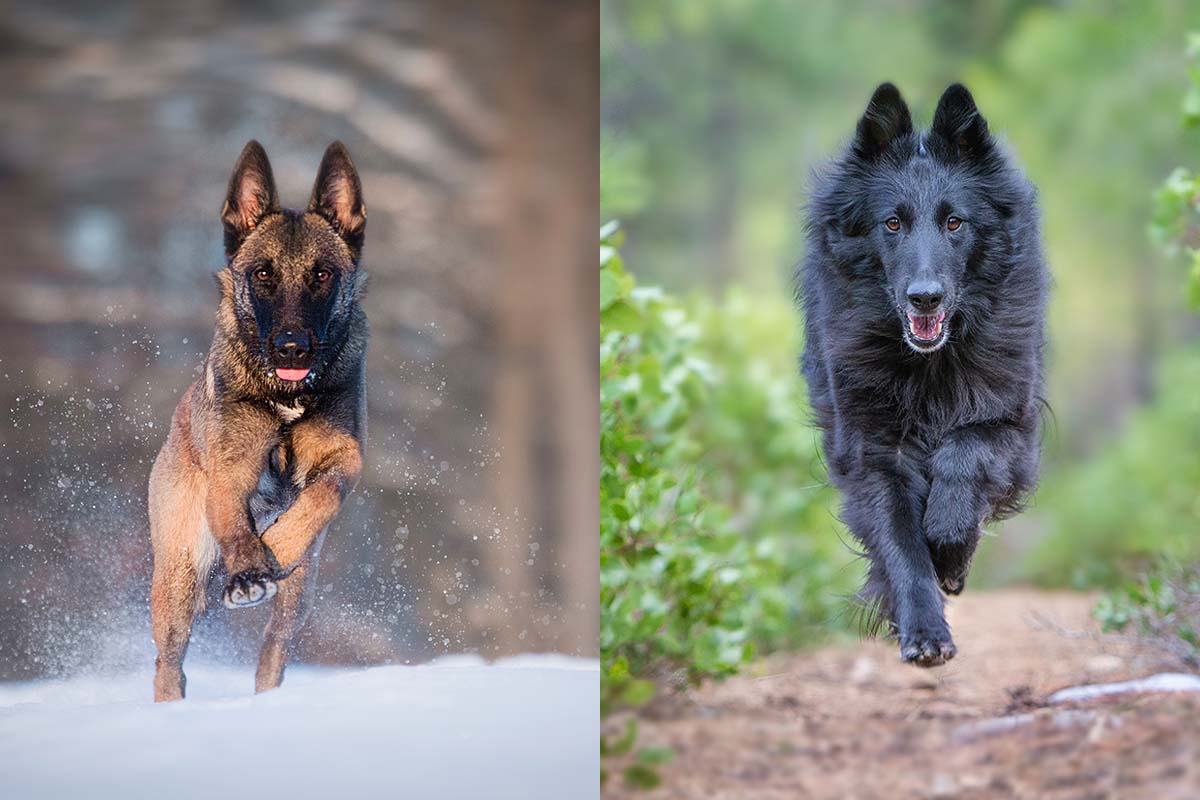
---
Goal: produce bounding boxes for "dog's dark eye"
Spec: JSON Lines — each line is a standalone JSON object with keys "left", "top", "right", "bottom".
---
{"left": 315, "top": 268, "right": 332, "bottom": 283}
{"left": 885, "top": 217, "right": 901, "bottom": 232}
{"left": 254, "top": 267, "right": 271, "bottom": 281}
{"left": 946, "top": 217, "right": 963, "bottom": 232}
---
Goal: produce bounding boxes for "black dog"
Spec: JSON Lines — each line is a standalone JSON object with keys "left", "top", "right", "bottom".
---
{"left": 799, "top": 83, "right": 1047, "bottom": 666}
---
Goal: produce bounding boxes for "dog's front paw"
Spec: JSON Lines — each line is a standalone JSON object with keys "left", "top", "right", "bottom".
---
{"left": 924, "top": 481, "right": 984, "bottom": 545}
{"left": 898, "top": 625, "right": 957, "bottom": 667}
{"left": 938, "top": 571, "right": 967, "bottom": 596}
{"left": 222, "top": 569, "right": 278, "bottom": 609}
{"left": 930, "top": 540, "right": 974, "bottom": 596}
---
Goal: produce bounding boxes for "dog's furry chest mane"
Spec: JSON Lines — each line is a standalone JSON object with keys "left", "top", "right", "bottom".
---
{"left": 819, "top": 325, "right": 1035, "bottom": 441}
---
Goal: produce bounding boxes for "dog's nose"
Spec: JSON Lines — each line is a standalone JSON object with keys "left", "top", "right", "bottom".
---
{"left": 272, "top": 331, "right": 311, "bottom": 360}
{"left": 906, "top": 281, "right": 944, "bottom": 313}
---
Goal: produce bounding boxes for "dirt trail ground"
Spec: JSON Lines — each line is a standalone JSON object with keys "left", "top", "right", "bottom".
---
{"left": 607, "top": 589, "right": 1200, "bottom": 799}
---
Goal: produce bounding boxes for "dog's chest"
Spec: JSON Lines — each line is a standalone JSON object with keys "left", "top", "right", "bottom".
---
{"left": 273, "top": 400, "right": 306, "bottom": 423}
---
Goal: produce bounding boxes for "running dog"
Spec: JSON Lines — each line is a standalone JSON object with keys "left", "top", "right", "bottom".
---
{"left": 149, "top": 140, "right": 368, "bottom": 700}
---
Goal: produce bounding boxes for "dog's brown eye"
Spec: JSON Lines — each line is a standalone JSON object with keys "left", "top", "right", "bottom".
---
{"left": 946, "top": 217, "right": 962, "bottom": 231}
{"left": 885, "top": 217, "right": 901, "bottom": 232}
{"left": 254, "top": 267, "right": 271, "bottom": 281}
{"left": 315, "top": 268, "right": 332, "bottom": 283}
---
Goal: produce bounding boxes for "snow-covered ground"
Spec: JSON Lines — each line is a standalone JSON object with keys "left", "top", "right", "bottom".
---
{"left": 0, "top": 654, "right": 598, "bottom": 799}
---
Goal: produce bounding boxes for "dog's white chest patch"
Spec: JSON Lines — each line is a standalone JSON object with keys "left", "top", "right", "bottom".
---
{"left": 274, "top": 401, "right": 305, "bottom": 422}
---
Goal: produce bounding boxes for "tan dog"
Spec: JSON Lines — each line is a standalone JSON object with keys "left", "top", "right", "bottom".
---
{"left": 149, "top": 140, "right": 368, "bottom": 701}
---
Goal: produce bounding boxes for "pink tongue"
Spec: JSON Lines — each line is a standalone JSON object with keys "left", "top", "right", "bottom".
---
{"left": 914, "top": 316, "right": 937, "bottom": 338}
{"left": 276, "top": 368, "right": 310, "bottom": 382}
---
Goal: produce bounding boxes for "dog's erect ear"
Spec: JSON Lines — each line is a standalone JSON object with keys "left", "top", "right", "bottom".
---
{"left": 308, "top": 141, "right": 366, "bottom": 259}
{"left": 931, "top": 84, "right": 991, "bottom": 158}
{"left": 221, "top": 140, "right": 280, "bottom": 259}
{"left": 853, "top": 83, "right": 913, "bottom": 160}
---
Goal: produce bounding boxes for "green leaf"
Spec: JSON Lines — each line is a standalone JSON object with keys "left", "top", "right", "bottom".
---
{"left": 600, "top": 268, "right": 623, "bottom": 311}
{"left": 1185, "top": 88, "right": 1200, "bottom": 128}
{"left": 602, "top": 299, "right": 644, "bottom": 333}
{"left": 1188, "top": 250, "right": 1200, "bottom": 311}
{"left": 636, "top": 746, "right": 676, "bottom": 766}
{"left": 611, "top": 500, "right": 633, "bottom": 521}
{"left": 623, "top": 764, "right": 663, "bottom": 790}
{"left": 620, "top": 678, "right": 657, "bottom": 707}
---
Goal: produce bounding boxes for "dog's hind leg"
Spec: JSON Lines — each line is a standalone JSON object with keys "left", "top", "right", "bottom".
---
{"left": 851, "top": 557, "right": 892, "bottom": 637}
{"left": 255, "top": 531, "right": 326, "bottom": 693}
{"left": 149, "top": 448, "right": 214, "bottom": 702}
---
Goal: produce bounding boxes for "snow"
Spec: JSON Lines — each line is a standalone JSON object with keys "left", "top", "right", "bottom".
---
{"left": 0, "top": 655, "right": 599, "bottom": 799}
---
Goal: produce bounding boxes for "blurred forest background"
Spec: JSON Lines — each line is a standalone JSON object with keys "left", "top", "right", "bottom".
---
{"left": 0, "top": 0, "right": 598, "bottom": 680}
{"left": 601, "top": 0, "right": 1200, "bottom": 773}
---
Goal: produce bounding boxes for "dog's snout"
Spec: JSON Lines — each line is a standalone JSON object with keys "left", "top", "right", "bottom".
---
{"left": 272, "top": 331, "right": 312, "bottom": 360}
{"left": 906, "top": 281, "right": 944, "bottom": 313}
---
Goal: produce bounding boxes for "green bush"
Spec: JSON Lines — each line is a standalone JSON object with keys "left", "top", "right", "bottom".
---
{"left": 601, "top": 222, "right": 757, "bottom": 706}
{"left": 600, "top": 221, "right": 755, "bottom": 787}
{"left": 1095, "top": 561, "right": 1200, "bottom": 667}
{"left": 600, "top": 221, "right": 855, "bottom": 787}
{"left": 686, "top": 291, "right": 855, "bottom": 649}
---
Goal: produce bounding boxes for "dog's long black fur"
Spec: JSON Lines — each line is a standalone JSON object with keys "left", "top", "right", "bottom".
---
{"left": 799, "top": 83, "right": 1048, "bottom": 666}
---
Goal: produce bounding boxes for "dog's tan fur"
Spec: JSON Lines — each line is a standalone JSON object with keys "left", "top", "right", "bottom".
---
{"left": 150, "top": 141, "right": 368, "bottom": 701}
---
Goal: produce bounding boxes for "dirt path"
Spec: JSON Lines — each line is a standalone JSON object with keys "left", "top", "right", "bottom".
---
{"left": 606, "top": 589, "right": 1200, "bottom": 799}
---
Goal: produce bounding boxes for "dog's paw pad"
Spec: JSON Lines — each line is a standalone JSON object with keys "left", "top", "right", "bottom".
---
{"left": 222, "top": 570, "right": 278, "bottom": 609}
{"left": 900, "top": 636, "right": 957, "bottom": 668}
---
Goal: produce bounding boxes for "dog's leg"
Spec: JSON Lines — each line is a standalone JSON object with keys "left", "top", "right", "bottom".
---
{"left": 204, "top": 409, "right": 283, "bottom": 609}
{"left": 151, "top": 559, "right": 200, "bottom": 702}
{"left": 853, "top": 557, "right": 893, "bottom": 637}
{"left": 260, "top": 419, "right": 361, "bottom": 573}
{"left": 255, "top": 532, "right": 326, "bottom": 693}
{"left": 925, "top": 487, "right": 983, "bottom": 596}
{"left": 149, "top": 446, "right": 214, "bottom": 702}
{"left": 843, "top": 463, "right": 954, "bottom": 667}
{"left": 925, "top": 423, "right": 1033, "bottom": 594}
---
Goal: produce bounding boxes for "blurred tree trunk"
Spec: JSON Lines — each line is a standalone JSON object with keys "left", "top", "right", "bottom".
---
{"left": 542, "top": 4, "right": 600, "bottom": 656}
{"left": 483, "top": 0, "right": 599, "bottom": 655}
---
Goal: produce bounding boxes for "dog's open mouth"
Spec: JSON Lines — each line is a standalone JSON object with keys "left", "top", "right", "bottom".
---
{"left": 904, "top": 310, "right": 948, "bottom": 351}
{"left": 275, "top": 368, "right": 311, "bottom": 382}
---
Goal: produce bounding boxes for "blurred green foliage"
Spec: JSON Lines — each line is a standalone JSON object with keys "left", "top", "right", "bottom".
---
{"left": 1027, "top": 30, "right": 1200, "bottom": 590}
{"left": 1025, "top": 348, "right": 1200, "bottom": 587}
{"left": 600, "top": 223, "right": 856, "bottom": 786}
{"left": 600, "top": 133, "right": 651, "bottom": 220}
{"left": 1151, "top": 166, "right": 1200, "bottom": 310}
{"left": 1094, "top": 561, "right": 1200, "bottom": 668}
{"left": 601, "top": 223, "right": 751, "bottom": 697}
{"left": 686, "top": 291, "right": 855, "bottom": 645}
{"left": 1086, "top": 33, "right": 1200, "bottom": 651}
{"left": 1150, "top": 33, "right": 1200, "bottom": 311}
{"left": 600, "top": 222, "right": 751, "bottom": 787}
